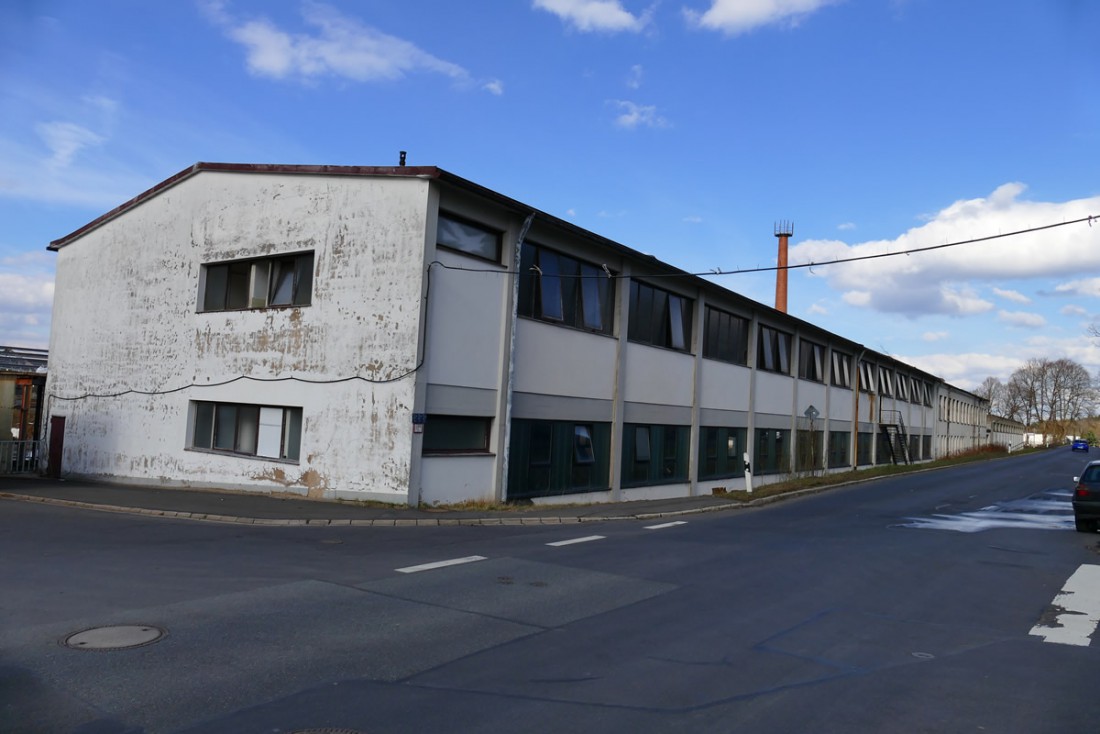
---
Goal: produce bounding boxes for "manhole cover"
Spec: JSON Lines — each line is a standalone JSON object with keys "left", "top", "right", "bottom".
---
{"left": 62, "top": 625, "right": 167, "bottom": 651}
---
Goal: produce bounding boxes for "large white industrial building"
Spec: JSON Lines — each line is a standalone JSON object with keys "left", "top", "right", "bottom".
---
{"left": 44, "top": 163, "right": 1000, "bottom": 506}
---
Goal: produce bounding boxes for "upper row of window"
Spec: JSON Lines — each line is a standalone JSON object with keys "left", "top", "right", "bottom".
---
{"left": 195, "top": 215, "right": 930, "bottom": 403}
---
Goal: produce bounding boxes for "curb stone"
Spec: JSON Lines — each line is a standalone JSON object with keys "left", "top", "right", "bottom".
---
{"left": 0, "top": 473, "right": 897, "bottom": 527}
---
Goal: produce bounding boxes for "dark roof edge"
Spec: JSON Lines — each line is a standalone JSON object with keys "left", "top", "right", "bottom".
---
{"left": 47, "top": 163, "right": 442, "bottom": 251}
{"left": 441, "top": 168, "right": 960, "bottom": 384}
{"left": 43, "top": 162, "right": 961, "bottom": 389}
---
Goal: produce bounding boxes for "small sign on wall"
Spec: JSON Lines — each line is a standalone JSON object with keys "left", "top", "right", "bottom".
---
{"left": 412, "top": 413, "right": 426, "bottom": 434}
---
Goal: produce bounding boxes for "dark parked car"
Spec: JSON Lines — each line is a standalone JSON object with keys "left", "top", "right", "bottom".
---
{"left": 1071, "top": 438, "right": 1089, "bottom": 452}
{"left": 1072, "top": 460, "right": 1100, "bottom": 533}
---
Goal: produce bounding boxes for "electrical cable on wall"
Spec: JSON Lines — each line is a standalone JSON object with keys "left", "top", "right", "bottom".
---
{"left": 49, "top": 259, "right": 448, "bottom": 401}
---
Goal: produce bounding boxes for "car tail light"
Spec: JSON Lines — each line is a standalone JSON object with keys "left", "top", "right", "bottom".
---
{"left": 1076, "top": 485, "right": 1091, "bottom": 498}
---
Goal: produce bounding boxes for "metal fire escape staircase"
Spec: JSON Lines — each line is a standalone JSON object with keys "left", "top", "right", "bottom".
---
{"left": 880, "top": 410, "right": 911, "bottom": 465}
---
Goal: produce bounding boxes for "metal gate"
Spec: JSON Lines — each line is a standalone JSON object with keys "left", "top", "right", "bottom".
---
{"left": 0, "top": 440, "right": 41, "bottom": 474}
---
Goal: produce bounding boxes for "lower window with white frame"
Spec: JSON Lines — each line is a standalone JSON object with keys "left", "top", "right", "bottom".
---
{"left": 190, "top": 401, "right": 302, "bottom": 461}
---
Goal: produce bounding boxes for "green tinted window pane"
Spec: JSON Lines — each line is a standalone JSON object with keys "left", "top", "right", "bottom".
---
{"left": 203, "top": 266, "right": 228, "bottom": 311}
{"left": 529, "top": 422, "right": 552, "bottom": 465}
{"left": 226, "top": 262, "right": 251, "bottom": 310}
{"left": 424, "top": 416, "right": 490, "bottom": 453}
{"left": 193, "top": 402, "right": 214, "bottom": 449}
{"left": 294, "top": 253, "right": 313, "bottom": 305}
{"left": 284, "top": 408, "right": 302, "bottom": 460}
{"left": 213, "top": 405, "right": 238, "bottom": 450}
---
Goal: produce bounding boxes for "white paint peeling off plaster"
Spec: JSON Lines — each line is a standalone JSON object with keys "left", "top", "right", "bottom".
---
{"left": 45, "top": 172, "right": 429, "bottom": 502}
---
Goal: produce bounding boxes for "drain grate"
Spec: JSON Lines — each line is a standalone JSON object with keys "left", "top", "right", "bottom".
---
{"left": 62, "top": 624, "right": 167, "bottom": 651}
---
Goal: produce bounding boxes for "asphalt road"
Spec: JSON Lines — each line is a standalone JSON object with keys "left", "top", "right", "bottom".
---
{"left": 2, "top": 449, "right": 1098, "bottom": 733}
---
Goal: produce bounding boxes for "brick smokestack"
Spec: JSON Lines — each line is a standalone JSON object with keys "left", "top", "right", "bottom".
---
{"left": 774, "top": 221, "right": 793, "bottom": 313}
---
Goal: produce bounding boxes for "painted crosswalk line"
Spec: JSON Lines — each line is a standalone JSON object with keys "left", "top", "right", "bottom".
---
{"left": 1030, "top": 564, "right": 1100, "bottom": 646}
{"left": 395, "top": 555, "right": 488, "bottom": 574}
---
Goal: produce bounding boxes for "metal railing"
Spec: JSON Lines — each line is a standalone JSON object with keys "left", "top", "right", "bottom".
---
{"left": 0, "top": 440, "right": 41, "bottom": 474}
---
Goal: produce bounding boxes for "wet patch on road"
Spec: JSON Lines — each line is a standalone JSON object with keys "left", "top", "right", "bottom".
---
{"left": 896, "top": 489, "right": 1074, "bottom": 533}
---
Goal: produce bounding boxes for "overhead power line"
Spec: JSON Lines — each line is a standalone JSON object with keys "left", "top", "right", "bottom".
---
{"left": 433, "top": 214, "right": 1099, "bottom": 279}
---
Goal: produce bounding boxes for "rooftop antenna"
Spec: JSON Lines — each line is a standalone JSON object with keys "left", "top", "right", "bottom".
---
{"left": 774, "top": 220, "right": 794, "bottom": 313}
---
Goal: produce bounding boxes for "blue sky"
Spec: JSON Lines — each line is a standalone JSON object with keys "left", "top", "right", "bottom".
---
{"left": 1, "top": 0, "right": 1098, "bottom": 391}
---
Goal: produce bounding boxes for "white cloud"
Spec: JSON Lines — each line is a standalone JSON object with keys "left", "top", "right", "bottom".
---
{"left": 683, "top": 215, "right": 702, "bottom": 223}
{"left": 483, "top": 79, "right": 504, "bottom": 95}
{"left": 906, "top": 333, "right": 1100, "bottom": 389}
{"left": 992, "top": 287, "right": 1030, "bottom": 304}
{"left": 1055, "top": 278, "right": 1100, "bottom": 298}
{"left": 998, "top": 310, "right": 1046, "bottom": 328}
{"left": 0, "top": 261, "right": 54, "bottom": 347}
{"left": 0, "top": 134, "right": 148, "bottom": 208}
{"left": 609, "top": 100, "right": 670, "bottom": 129}
{"left": 807, "top": 302, "right": 828, "bottom": 315}
{"left": 837, "top": 221, "right": 856, "bottom": 231}
{"left": 0, "top": 272, "right": 54, "bottom": 312}
{"left": 1061, "top": 305, "right": 1088, "bottom": 316}
{"left": 81, "top": 95, "right": 119, "bottom": 115}
{"left": 684, "top": 0, "right": 838, "bottom": 36}
{"left": 842, "top": 290, "right": 870, "bottom": 306}
{"left": 534, "top": 0, "right": 652, "bottom": 32}
{"left": 922, "top": 331, "right": 948, "bottom": 342}
{"left": 789, "top": 183, "right": 1100, "bottom": 318}
{"left": 627, "top": 64, "right": 644, "bottom": 89}
{"left": 900, "top": 351, "right": 1025, "bottom": 389}
{"left": 35, "top": 121, "right": 104, "bottom": 168}
{"left": 941, "top": 285, "right": 994, "bottom": 315}
{"left": 209, "top": 2, "right": 486, "bottom": 89}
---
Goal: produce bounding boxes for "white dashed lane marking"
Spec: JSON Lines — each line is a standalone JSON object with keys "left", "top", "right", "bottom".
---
{"left": 395, "top": 555, "right": 488, "bottom": 574}
{"left": 644, "top": 521, "right": 688, "bottom": 530}
{"left": 1029, "top": 564, "right": 1100, "bottom": 647}
{"left": 546, "top": 535, "right": 606, "bottom": 547}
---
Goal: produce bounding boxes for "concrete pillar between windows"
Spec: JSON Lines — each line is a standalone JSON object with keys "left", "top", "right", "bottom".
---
{"left": 689, "top": 293, "right": 705, "bottom": 496}
{"left": 608, "top": 263, "right": 632, "bottom": 501}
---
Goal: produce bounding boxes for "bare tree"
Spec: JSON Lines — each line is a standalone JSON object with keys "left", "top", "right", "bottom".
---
{"left": 975, "top": 376, "right": 1007, "bottom": 417}
{"left": 1001, "top": 377, "right": 1028, "bottom": 423}
{"left": 1005, "top": 357, "right": 1097, "bottom": 442}
{"left": 1008, "top": 359, "right": 1049, "bottom": 434}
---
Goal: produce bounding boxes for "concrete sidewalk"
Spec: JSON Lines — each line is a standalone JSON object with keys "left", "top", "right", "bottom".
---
{"left": 0, "top": 475, "right": 750, "bottom": 526}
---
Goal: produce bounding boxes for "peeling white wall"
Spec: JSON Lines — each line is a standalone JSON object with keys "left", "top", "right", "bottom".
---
{"left": 46, "top": 171, "right": 430, "bottom": 502}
